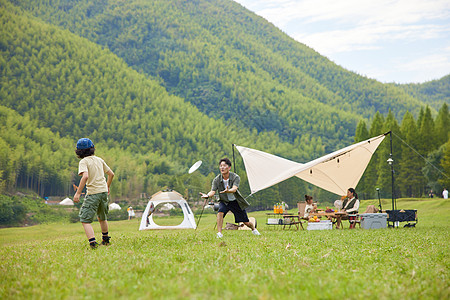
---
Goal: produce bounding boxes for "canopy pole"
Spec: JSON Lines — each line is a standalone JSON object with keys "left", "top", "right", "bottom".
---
{"left": 389, "top": 131, "right": 396, "bottom": 212}
{"left": 232, "top": 144, "right": 236, "bottom": 173}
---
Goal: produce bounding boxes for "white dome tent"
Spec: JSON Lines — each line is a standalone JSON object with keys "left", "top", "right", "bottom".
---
{"left": 109, "top": 203, "right": 121, "bottom": 210}
{"left": 59, "top": 198, "right": 74, "bottom": 206}
{"left": 139, "top": 190, "right": 196, "bottom": 230}
{"left": 160, "top": 203, "right": 175, "bottom": 211}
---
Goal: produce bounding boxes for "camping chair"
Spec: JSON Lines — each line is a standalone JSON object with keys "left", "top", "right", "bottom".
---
{"left": 298, "top": 202, "right": 307, "bottom": 220}
{"left": 289, "top": 202, "right": 307, "bottom": 230}
{"left": 347, "top": 214, "right": 361, "bottom": 229}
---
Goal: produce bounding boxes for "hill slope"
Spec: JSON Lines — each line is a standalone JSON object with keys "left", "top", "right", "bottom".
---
{"left": 397, "top": 75, "right": 450, "bottom": 111}
{"left": 9, "top": 0, "right": 429, "bottom": 151}
{"left": 0, "top": 1, "right": 311, "bottom": 201}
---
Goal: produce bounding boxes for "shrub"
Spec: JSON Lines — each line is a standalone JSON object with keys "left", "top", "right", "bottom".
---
{"left": 108, "top": 209, "right": 128, "bottom": 221}
{"left": 0, "top": 201, "right": 27, "bottom": 225}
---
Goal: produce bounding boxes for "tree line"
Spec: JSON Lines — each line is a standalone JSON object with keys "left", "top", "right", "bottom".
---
{"left": 355, "top": 104, "right": 449, "bottom": 200}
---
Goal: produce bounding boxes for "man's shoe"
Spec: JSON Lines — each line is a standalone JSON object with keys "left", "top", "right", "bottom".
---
{"left": 252, "top": 229, "right": 261, "bottom": 236}
{"left": 101, "top": 236, "right": 111, "bottom": 246}
{"left": 90, "top": 242, "right": 99, "bottom": 249}
{"left": 216, "top": 232, "right": 223, "bottom": 238}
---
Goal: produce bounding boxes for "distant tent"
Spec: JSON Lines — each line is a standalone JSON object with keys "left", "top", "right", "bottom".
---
{"left": 139, "top": 190, "right": 196, "bottom": 230}
{"left": 235, "top": 133, "right": 387, "bottom": 196}
{"left": 160, "top": 203, "right": 176, "bottom": 211}
{"left": 59, "top": 198, "right": 74, "bottom": 206}
{"left": 109, "top": 203, "right": 121, "bottom": 210}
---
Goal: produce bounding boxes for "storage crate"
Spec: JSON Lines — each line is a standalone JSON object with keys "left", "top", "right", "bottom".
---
{"left": 360, "top": 213, "right": 387, "bottom": 229}
{"left": 307, "top": 220, "right": 332, "bottom": 230}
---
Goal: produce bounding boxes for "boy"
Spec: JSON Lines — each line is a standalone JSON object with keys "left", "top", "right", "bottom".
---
{"left": 73, "top": 138, "right": 115, "bottom": 249}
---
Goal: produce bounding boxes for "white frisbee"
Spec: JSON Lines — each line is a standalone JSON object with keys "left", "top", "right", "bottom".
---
{"left": 188, "top": 160, "right": 202, "bottom": 174}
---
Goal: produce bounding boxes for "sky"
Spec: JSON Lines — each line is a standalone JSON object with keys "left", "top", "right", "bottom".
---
{"left": 233, "top": 0, "right": 450, "bottom": 84}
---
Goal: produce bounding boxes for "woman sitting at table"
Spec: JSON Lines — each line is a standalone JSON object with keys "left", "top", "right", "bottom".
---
{"left": 342, "top": 188, "right": 359, "bottom": 229}
{"left": 304, "top": 195, "right": 317, "bottom": 219}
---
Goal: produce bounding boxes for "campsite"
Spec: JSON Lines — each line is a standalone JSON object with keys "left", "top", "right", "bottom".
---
{"left": 1, "top": 0, "right": 449, "bottom": 299}
{"left": 0, "top": 197, "right": 449, "bottom": 299}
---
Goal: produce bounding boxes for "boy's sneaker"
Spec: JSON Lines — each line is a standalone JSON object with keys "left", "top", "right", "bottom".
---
{"left": 216, "top": 232, "right": 223, "bottom": 238}
{"left": 101, "top": 236, "right": 111, "bottom": 246}
{"left": 252, "top": 229, "right": 261, "bottom": 236}
{"left": 90, "top": 242, "right": 99, "bottom": 249}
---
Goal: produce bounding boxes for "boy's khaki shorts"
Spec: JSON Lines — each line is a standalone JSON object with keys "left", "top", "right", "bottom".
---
{"left": 79, "top": 192, "right": 109, "bottom": 223}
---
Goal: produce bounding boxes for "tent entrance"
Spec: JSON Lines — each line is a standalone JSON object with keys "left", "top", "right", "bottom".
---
{"left": 139, "top": 191, "right": 197, "bottom": 230}
{"left": 149, "top": 202, "right": 185, "bottom": 227}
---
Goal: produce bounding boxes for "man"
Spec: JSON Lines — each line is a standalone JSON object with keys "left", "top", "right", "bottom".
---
{"left": 443, "top": 188, "right": 448, "bottom": 199}
{"left": 201, "top": 158, "right": 260, "bottom": 238}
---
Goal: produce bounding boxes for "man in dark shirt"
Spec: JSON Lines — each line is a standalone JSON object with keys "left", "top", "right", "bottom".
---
{"left": 201, "top": 158, "right": 260, "bottom": 238}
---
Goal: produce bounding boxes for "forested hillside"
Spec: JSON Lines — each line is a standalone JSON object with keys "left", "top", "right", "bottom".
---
{"left": 10, "top": 0, "right": 428, "bottom": 152}
{"left": 397, "top": 75, "right": 450, "bottom": 111}
{"left": 0, "top": 0, "right": 448, "bottom": 206}
{"left": 0, "top": 1, "right": 309, "bottom": 206}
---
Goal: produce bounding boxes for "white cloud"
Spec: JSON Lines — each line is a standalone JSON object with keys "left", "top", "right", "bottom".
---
{"left": 295, "top": 23, "right": 449, "bottom": 55}
{"left": 234, "top": 0, "right": 450, "bottom": 82}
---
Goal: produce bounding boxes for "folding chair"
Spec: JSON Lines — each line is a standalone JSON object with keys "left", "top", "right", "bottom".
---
{"left": 289, "top": 202, "right": 307, "bottom": 230}
{"left": 348, "top": 214, "right": 361, "bottom": 229}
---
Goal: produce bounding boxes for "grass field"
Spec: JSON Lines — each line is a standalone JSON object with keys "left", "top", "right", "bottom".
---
{"left": 1, "top": 198, "right": 449, "bottom": 299}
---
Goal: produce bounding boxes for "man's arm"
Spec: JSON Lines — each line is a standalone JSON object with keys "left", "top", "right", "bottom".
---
{"left": 106, "top": 169, "right": 114, "bottom": 194}
{"left": 200, "top": 190, "right": 215, "bottom": 199}
{"left": 220, "top": 185, "right": 238, "bottom": 194}
{"left": 74, "top": 172, "right": 89, "bottom": 203}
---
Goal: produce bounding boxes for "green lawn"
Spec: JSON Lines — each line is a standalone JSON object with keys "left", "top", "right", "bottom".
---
{"left": 0, "top": 198, "right": 449, "bottom": 299}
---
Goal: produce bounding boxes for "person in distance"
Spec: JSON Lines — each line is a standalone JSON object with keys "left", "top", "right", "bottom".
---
{"left": 342, "top": 188, "right": 359, "bottom": 229}
{"left": 304, "top": 195, "right": 317, "bottom": 219}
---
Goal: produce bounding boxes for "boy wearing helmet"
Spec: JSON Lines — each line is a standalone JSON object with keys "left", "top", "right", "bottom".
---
{"left": 74, "top": 138, "right": 115, "bottom": 249}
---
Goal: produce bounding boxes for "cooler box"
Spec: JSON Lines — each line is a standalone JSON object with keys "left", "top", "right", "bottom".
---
{"left": 360, "top": 213, "right": 387, "bottom": 229}
{"left": 307, "top": 220, "right": 332, "bottom": 230}
{"left": 267, "top": 218, "right": 283, "bottom": 225}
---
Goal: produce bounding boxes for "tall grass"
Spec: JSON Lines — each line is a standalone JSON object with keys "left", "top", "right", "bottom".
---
{"left": 0, "top": 198, "right": 449, "bottom": 299}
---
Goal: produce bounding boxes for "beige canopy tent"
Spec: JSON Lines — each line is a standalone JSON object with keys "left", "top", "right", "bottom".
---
{"left": 235, "top": 133, "right": 387, "bottom": 196}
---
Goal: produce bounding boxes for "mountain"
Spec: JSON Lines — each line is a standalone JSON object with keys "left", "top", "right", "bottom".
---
{"left": 0, "top": 0, "right": 309, "bottom": 203}
{"left": 396, "top": 75, "right": 450, "bottom": 112}
{"left": 0, "top": 0, "right": 447, "bottom": 204}
{"left": 8, "top": 0, "right": 430, "bottom": 152}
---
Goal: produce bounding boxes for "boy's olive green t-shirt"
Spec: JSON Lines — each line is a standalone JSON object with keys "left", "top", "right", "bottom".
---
{"left": 78, "top": 155, "right": 111, "bottom": 195}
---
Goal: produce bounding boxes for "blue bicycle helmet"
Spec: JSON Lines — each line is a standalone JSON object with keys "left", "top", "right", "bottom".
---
{"left": 76, "top": 138, "right": 94, "bottom": 150}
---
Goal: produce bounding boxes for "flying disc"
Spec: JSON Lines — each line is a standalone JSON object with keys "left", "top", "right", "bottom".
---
{"left": 188, "top": 160, "right": 202, "bottom": 174}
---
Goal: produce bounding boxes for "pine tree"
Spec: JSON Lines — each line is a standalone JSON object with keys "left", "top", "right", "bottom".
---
{"left": 354, "top": 119, "right": 370, "bottom": 196}
{"left": 359, "top": 112, "right": 385, "bottom": 198}
{"left": 354, "top": 120, "right": 369, "bottom": 142}
{"left": 435, "top": 103, "right": 449, "bottom": 145}
{"left": 439, "top": 138, "right": 450, "bottom": 189}
{"left": 397, "top": 111, "right": 424, "bottom": 197}
{"left": 418, "top": 106, "right": 436, "bottom": 154}
{"left": 376, "top": 110, "right": 401, "bottom": 199}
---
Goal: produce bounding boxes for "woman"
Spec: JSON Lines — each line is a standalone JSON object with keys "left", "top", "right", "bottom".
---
{"left": 343, "top": 188, "right": 359, "bottom": 229}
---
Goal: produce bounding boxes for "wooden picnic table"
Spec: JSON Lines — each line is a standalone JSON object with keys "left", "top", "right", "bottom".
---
{"left": 266, "top": 213, "right": 302, "bottom": 230}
